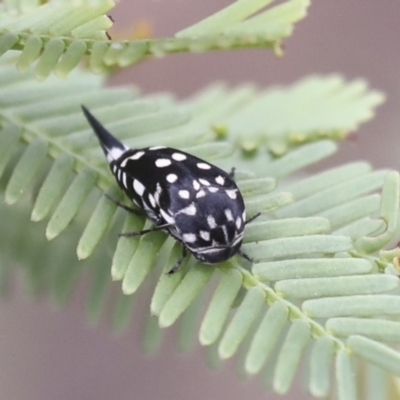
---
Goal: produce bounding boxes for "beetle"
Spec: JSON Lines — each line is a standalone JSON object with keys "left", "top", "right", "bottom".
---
{"left": 82, "top": 105, "right": 259, "bottom": 273}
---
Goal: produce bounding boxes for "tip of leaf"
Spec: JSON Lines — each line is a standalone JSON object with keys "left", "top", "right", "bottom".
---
{"left": 4, "top": 194, "right": 18, "bottom": 205}
{"left": 121, "top": 282, "right": 135, "bottom": 296}
{"left": 111, "top": 266, "right": 124, "bottom": 281}
{"left": 45, "top": 228, "right": 58, "bottom": 241}
{"left": 199, "top": 332, "right": 214, "bottom": 346}
{"left": 217, "top": 346, "right": 232, "bottom": 360}
{"left": 31, "top": 210, "right": 44, "bottom": 222}
{"left": 158, "top": 314, "right": 173, "bottom": 329}
{"left": 76, "top": 247, "right": 89, "bottom": 260}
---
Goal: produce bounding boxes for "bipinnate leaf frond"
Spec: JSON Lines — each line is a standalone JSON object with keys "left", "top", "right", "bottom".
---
{"left": 1, "top": 59, "right": 400, "bottom": 399}
{"left": 175, "top": 0, "right": 309, "bottom": 52}
{"left": 0, "top": 0, "right": 310, "bottom": 79}
{"left": 222, "top": 74, "right": 385, "bottom": 154}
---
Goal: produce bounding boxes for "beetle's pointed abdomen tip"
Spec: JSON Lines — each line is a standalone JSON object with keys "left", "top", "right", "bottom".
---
{"left": 81, "top": 105, "right": 127, "bottom": 162}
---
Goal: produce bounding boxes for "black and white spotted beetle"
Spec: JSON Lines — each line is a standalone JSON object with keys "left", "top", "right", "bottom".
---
{"left": 82, "top": 106, "right": 259, "bottom": 274}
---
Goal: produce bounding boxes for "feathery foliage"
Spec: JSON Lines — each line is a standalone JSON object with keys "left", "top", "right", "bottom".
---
{"left": 0, "top": 0, "right": 310, "bottom": 79}
{"left": 0, "top": 1, "right": 399, "bottom": 399}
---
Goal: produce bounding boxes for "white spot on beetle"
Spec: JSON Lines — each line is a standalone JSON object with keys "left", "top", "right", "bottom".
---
{"left": 225, "top": 209, "right": 233, "bottom": 221}
{"left": 154, "top": 191, "right": 160, "bottom": 205}
{"left": 208, "top": 187, "right": 218, "bottom": 193}
{"left": 242, "top": 210, "right": 246, "bottom": 222}
{"left": 131, "top": 151, "right": 145, "bottom": 160}
{"left": 182, "top": 233, "right": 197, "bottom": 243}
{"left": 197, "top": 162, "right": 211, "bottom": 170}
{"left": 207, "top": 215, "right": 217, "bottom": 228}
{"left": 226, "top": 189, "right": 237, "bottom": 199}
{"left": 154, "top": 183, "right": 162, "bottom": 204}
{"left": 133, "top": 179, "right": 145, "bottom": 196}
{"left": 179, "top": 190, "right": 190, "bottom": 199}
{"left": 122, "top": 173, "right": 128, "bottom": 189}
{"left": 232, "top": 232, "right": 244, "bottom": 246}
{"left": 196, "top": 190, "right": 206, "bottom": 198}
{"left": 200, "top": 230, "right": 210, "bottom": 241}
{"left": 236, "top": 217, "right": 242, "bottom": 229}
{"left": 160, "top": 209, "right": 175, "bottom": 224}
{"left": 179, "top": 203, "right": 197, "bottom": 216}
{"left": 167, "top": 174, "right": 178, "bottom": 183}
{"left": 148, "top": 193, "right": 156, "bottom": 208}
{"left": 193, "top": 180, "right": 200, "bottom": 190}
{"left": 222, "top": 225, "right": 229, "bottom": 243}
{"left": 215, "top": 176, "right": 225, "bottom": 185}
{"left": 121, "top": 151, "right": 145, "bottom": 167}
{"left": 107, "top": 146, "right": 126, "bottom": 162}
{"left": 172, "top": 153, "right": 186, "bottom": 161}
{"left": 155, "top": 158, "right": 171, "bottom": 168}
{"left": 199, "top": 178, "right": 210, "bottom": 186}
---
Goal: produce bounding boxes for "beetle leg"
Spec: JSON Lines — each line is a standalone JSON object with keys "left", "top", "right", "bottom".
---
{"left": 119, "top": 223, "right": 172, "bottom": 238}
{"left": 105, "top": 193, "right": 143, "bottom": 215}
{"left": 245, "top": 212, "right": 261, "bottom": 225}
{"left": 167, "top": 246, "right": 188, "bottom": 275}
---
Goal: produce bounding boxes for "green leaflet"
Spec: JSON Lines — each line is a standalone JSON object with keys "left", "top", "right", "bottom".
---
{"left": 0, "top": 123, "right": 22, "bottom": 179}
{"left": 122, "top": 227, "right": 167, "bottom": 295}
{"left": 364, "top": 364, "right": 388, "bottom": 400}
{"left": 218, "top": 286, "right": 265, "bottom": 359}
{"left": 276, "top": 169, "right": 389, "bottom": 218}
{"left": 0, "top": 32, "right": 18, "bottom": 56}
{"left": 5, "top": 137, "right": 48, "bottom": 204}
{"left": 242, "top": 234, "right": 353, "bottom": 262}
{"left": 253, "top": 258, "right": 373, "bottom": 281}
{"left": 158, "top": 262, "right": 214, "bottom": 328}
{"left": 273, "top": 319, "right": 311, "bottom": 394}
{"left": 16, "top": 36, "right": 43, "bottom": 72}
{"left": 243, "top": 216, "right": 330, "bottom": 243}
{"left": 275, "top": 275, "right": 399, "bottom": 299}
{"left": 31, "top": 153, "right": 74, "bottom": 221}
{"left": 357, "top": 171, "right": 400, "bottom": 253}
{"left": 77, "top": 186, "right": 119, "bottom": 259}
{"left": 35, "top": 38, "right": 65, "bottom": 81}
{"left": 54, "top": 40, "right": 87, "bottom": 78}
{"left": 151, "top": 242, "right": 191, "bottom": 316}
{"left": 327, "top": 318, "right": 400, "bottom": 342}
{"left": 245, "top": 301, "right": 289, "bottom": 374}
{"left": 199, "top": 268, "right": 243, "bottom": 346}
{"left": 309, "top": 336, "right": 335, "bottom": 397}
{"left": 46, "top": 169, "right": 96, "bottom": 240}
{"left": 111, "top": 213, "right": 145, "bottom": 281}
{"left": 348, "top": 336, "right": 400, "bottom": 377}
{"left": 176, "top": 0, "right": 276, "bottom": 37}
{"left": 303, "top": 295, "right": 400, "bottom": 318}
{"left": 336, "top": 351, "right": 358, "bottom": 400}
{"left": 286, "top": 161, "right": 371, "bottom": 199}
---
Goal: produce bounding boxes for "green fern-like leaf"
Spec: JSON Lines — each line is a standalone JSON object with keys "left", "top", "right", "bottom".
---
{"left": 0, "top": 0, "right": 310, "bottom": 79}
{"left": 222, "top": 75, "right": 385, "bottom": 154}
